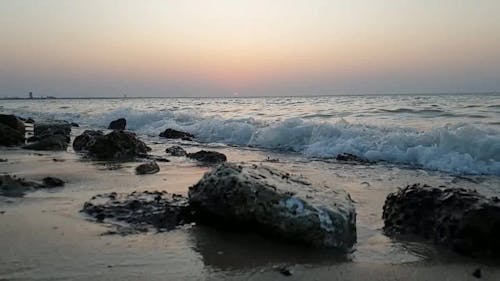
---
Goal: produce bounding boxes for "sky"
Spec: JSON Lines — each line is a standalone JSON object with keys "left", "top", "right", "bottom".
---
{"left": 1, "top": 0, "right": 500, "bottom": 98}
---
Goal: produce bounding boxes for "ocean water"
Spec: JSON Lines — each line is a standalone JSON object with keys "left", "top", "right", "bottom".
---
{"left": 2, "top": 93, "right": 500, "bottom": 175}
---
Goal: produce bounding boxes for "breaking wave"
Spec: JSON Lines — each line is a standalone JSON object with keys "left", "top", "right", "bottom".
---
{"left": 93, "top": 108, "right": 500, "bottom": 175}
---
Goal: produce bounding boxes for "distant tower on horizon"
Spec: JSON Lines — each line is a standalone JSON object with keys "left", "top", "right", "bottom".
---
{"left": 29, "top": 92, "right": 33, "bottom": 99}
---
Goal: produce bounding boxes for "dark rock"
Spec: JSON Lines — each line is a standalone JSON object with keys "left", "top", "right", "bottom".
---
{"left": 0, "top": 114, "right": 25, "bottom": 134}
{"left": 108, "top": 118, "right": 126, "bottom": 130}
{"left": 42, "top": 177, "right": 65, "bottom": 187}
{"left": 73, "top": 130, "right": 103, "bottom": 151}
{"left": 74, "top": 130, "right": 151, "bottom": 160}
{"left": 26, "top": 136, "right": 39, "bottom": 143}
{"left": 70, "top": 122, "right": 79, "bottom": 127}
{"left": 0, "top": 175, "right": 43, "bottom": 197}
{"left": 0, "top": 123, "right": 25, "bottom": 146}
{"left": 135, "top": 161, "right": 160, "bottom": 175}
{"left": 383, "top": 184, "right": 500, "bottom": 257}
{"left": 336, "top": 153, "right": 372, "bottom": 164}
{"left": 23, "top": 135, "right": 68, "bottom": 151}
{"left": 277, "top": 266, "right": 293, "bottom": 276}
{"left": 187, "top": 150, "right": 227, "bottom": 164}
{"left": 166, "top": 145, "right": 187, "bottom": 157}
{"left": 34, "top": 120, "right": 71, "bottom": 141}
{"left": 188, "top": 163, "right": 357, "bottom": 250}
{"left": 25, "top": 118, "right": 35, "bottom": 124}
{"left": 81, "top": 191, "right": 194, "bottom": 232}
{"left": 473, "top": 268, "right": 482, "bottom": 279}
{"left": 146, "top": 155, "right": 170, "bottom": 162}
{"left": 0, "top": 159, "right": 7, "bottom": 162}
{"left": 159, "top": 128, "right": 194, "bottom": 140}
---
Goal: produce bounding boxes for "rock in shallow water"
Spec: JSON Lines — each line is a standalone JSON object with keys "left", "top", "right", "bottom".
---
{"left": 0, "top": 114, "right": 25, "bottom": 134}
{"left": 108, "top": 118, "right": 126, "bottom": 130}
{"left": 187, "top": 150, "right": 227, "bottom": 164}
{"left": 81, "top": 191, "right": 194, "bottom": 233}
{"left": 0, "top": 175, "right": 65, "bottom": 197}
{"left": 135, "top": 161, "right": 160, "bottom": 174}
{"left": 188, "top": 163, "right": 357, "bottom": 250}
{"left": 0, "top": 123, "right": 25, "bottom": 146}
{"left": 383, "top": 184, "right": 500, "bottom": 257}
{"left": 73, "top": 130, "right": 151, "bottom": 160}
{"left": 159, "top": 128, "right": 194, "bottom": 140}
{"left": 23, "top": 135, "right": 68, "bottom": 151}
{"left": 23, "top": 120, "right": 71, "bottom": 151}
{"left": 165, "top": 145, "right": 187, "bottom": 157}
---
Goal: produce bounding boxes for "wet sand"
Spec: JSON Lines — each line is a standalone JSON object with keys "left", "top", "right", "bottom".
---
{"left": 1, "top": 140, "right": 500, "bottom": 280}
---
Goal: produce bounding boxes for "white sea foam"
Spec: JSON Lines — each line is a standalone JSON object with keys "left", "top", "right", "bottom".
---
{"left": 6, "top": 106, "right": 500, "bottom": 175}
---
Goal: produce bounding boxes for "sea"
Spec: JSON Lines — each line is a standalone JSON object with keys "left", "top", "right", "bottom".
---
{"left": 2, "top": 93, "right": 500, "bottom": 175}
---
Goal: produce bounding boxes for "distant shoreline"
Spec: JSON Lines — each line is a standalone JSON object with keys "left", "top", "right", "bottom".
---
{"left": 1, "top": 91, "right": 499, "bottom": 100}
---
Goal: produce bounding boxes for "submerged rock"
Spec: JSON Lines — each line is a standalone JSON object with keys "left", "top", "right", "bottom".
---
{"left": 0, "top": 123, "right": 25, "bottom": 146}
{"left": 0, "top": 175, "right": 65, "bottom": 197}
{"left": 82, "top": 191, "right": 194, "bottom": 232}
{"left": 188, "top": 163, "right": 357, "bottom": 250}
{"left": 383, "top": 184, "right": 500, "bottom": 257}
{"left": 165, "top": 145, "right": 187, "bottom": 157}
{"left": 187, "top": 150, "right": 227, "bottom": 164}
{"left": 336, "top": 153, "right": 372, "bottom": 164}
{"left": 159, "top": 128, "right": 194, "bottom": 140}
{"left": 135, "top": 161, "right": 160, "bottom": 174}
{"left": 73, "top": 130, "right": 151, "bottom": 160}
{"left": 108, "top": 118, "right": 126, "bottom": 130}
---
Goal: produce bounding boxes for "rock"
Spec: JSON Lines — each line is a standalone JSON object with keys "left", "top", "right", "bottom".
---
{"left": 146, "top": 155, "right": 170, "bottom": 162}
{"left": 0, "top": 175, "right": 42, "bottom": 197}
{"left": 42, "top": 177, "right": 65, "bottom": 187}
{"left": 0, "top": 114, "right": 25, "bottom": 134}
{"left": 336, "top": 153, "right": 372, "bottom": 164}
{"left": 23, "top": 135, "right": 68, "bottom": 151}
{"left": 81, "top": 191, "right": 194, "bottom": 233}
{"left": 188, "top": 163, "right": 357, "bottom": 250}
{"left": 0, "top": 123, "right": 25, "bottom": 146}
{"left": 73, "top": 130, "right": 151, "bottom": 160}
{"left": 187, "top": 150, "right": 227, "bottom": 164}
{"left": 73, "top": 130, "right": 103, "bottom": 151}
{"left": 135, "top": 161, "right": 160, "bottom": 175}
{"left": 34, "top": 120, "right": 71, "bottom": 141}
{"left": 26, "top": 136, "right": 39, "bottom": 143}
{"left": 473, "top": 268, "right": 482, "bottom": 279}
{"left": 383, "top": 184, "right": 500, "bottom": 257}
{"left": 159, "top": 128, "right": 194, "bottom": 140}
{"left": 0, "top": 159, "right": 7, "bottom": 162}
{"left": 70, "top": 122, "right": 79, "bottom": 127}
{"left": 25, "top": 118, "right": 35, "bottom": 124}
{"left": 108, "top": 118, "right": 126, "bottom": 130}
{"left": 166, "top": 145, "right": 187, "bottom": 157}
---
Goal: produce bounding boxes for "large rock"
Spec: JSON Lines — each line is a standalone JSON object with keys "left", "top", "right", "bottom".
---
{"left": 0, "top": 114, "right": 25, "bottom": 134}
{"left": 73, "top": 130, "right": 151, "bottom": 160}
{"left": 187, "top": 150, "right": 227, "bottom": 164}
{"left": 188, "top": 163, "right": 357, "bottom": 250}
{"left": 82, "top": 191, "right": 193, "bottom": 233}
{"left": 0, "top": 123, "right": 25, "bottom": 146}
{"left": 108, "top": 118, "right": 126, "bottom": 130}
{"left": 34, "top": 120, "right": 71, "bottom": 141}
{"left": 73, "top": 130, "right": 103, "bottom": 151}
{"left": 24, "top": 120, "right": 72, "bottom": 150}
{"left": 383, "top": 184, "right": 500, "bottom": 257}
{"left": 135, "top": 161, "right": 160, "bottom": 175}
{"left": 23, "top": 135, "right": 68, "bottom": 150}
{"left": 159, "top": 128, "right": 194, "bottom": 140}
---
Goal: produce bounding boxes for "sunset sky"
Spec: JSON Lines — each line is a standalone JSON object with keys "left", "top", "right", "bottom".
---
{"left": 1, "top": 0, "right": 500, "bottom": 97}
